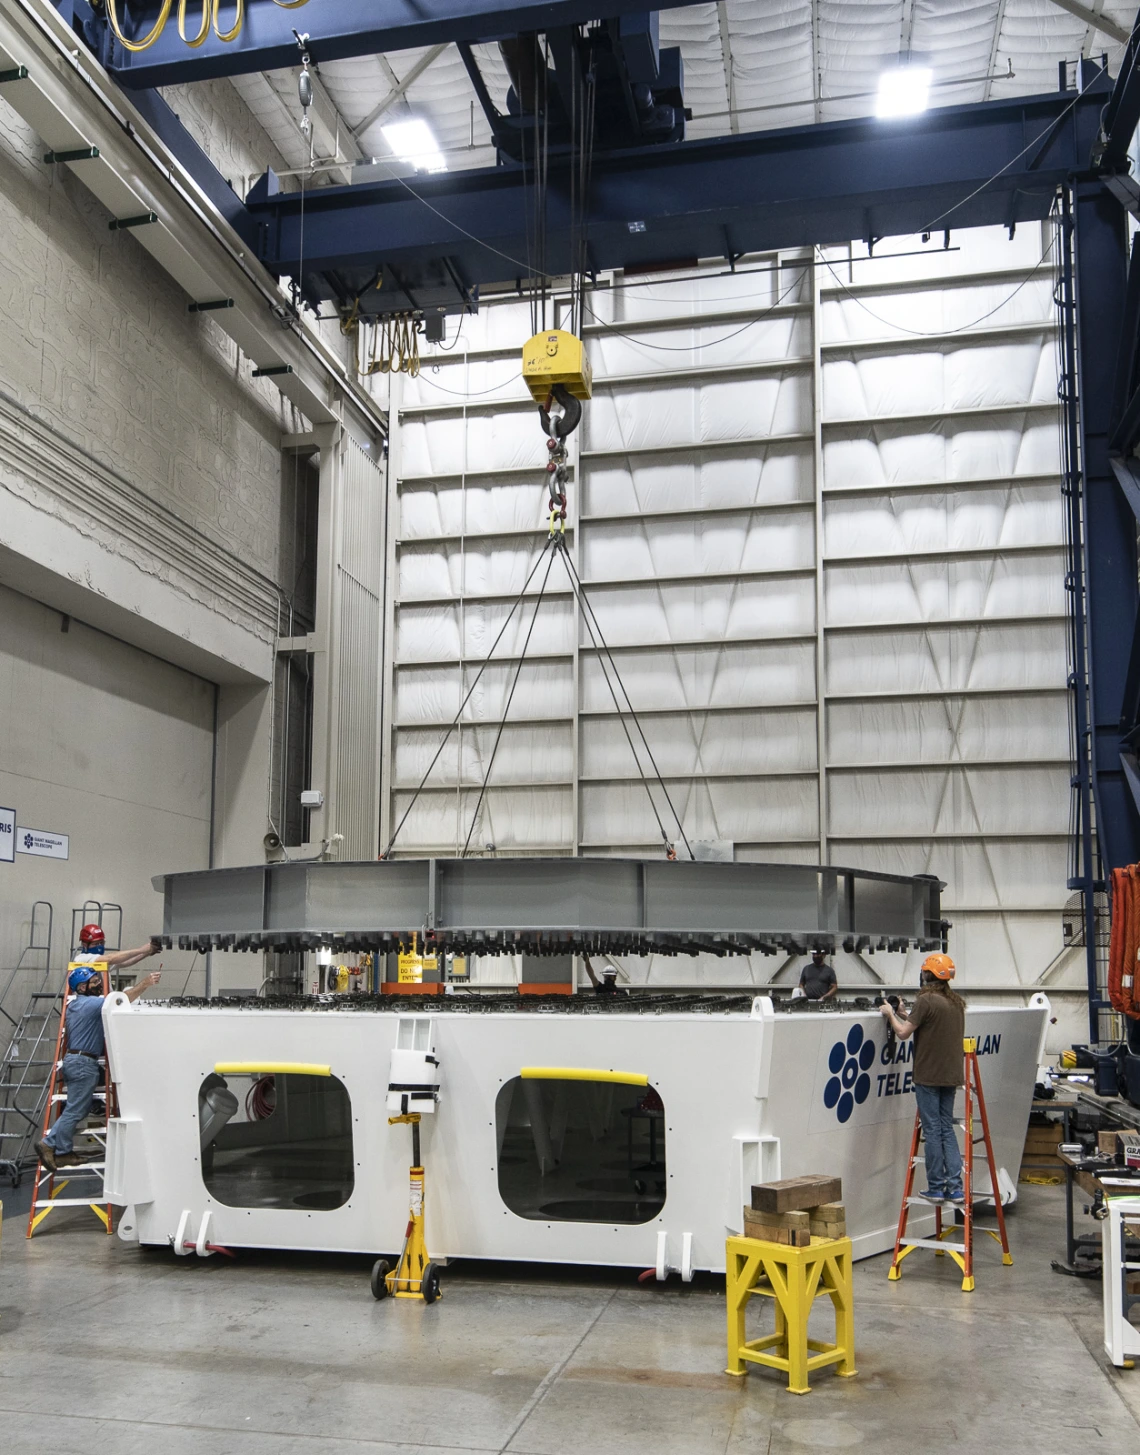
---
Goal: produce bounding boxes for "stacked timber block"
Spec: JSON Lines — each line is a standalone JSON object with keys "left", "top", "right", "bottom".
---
{"left": 1020, "top": 1118, "right": 1063, "bottom": 1180}
{"left": 744, "top": 1175, "right": 845, "bottom": 1246}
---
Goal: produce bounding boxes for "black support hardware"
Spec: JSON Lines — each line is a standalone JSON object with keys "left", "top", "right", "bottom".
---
{"left": 108, "top": 212, "right": 158, "bottom": 231}
{"left": 0, "top": 66, "right": 28, "bottom": 83}
{"left": 43, "top": 146, "right": 100, "bottom": 163}
{"left": 188, "top": 299, "right": 235, "bottom": 312}
{"left": 252, "top": 364, "right": 293, "bottom": 377}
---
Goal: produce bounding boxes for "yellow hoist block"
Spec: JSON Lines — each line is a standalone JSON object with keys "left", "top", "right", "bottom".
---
{"left": 522, "top": 329, "right": 593, "bottom": 403}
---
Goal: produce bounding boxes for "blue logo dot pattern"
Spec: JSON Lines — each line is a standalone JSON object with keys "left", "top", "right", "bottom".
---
{"left": 824, "top": 1023, "right": 875, "bottom": 1123}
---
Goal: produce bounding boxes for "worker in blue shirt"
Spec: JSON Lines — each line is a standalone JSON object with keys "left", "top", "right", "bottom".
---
{"left": 35, "top": 924, "right": 161, "bottom": 1171}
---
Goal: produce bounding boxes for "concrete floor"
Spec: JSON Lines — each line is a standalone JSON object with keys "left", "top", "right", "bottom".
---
{"left": 1, "top": 1184, "right": 1138, "bottom": 1454}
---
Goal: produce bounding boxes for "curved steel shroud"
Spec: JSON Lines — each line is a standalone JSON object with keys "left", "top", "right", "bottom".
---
{"left": 156, "top": 858, "right": 946, "bottom": 958}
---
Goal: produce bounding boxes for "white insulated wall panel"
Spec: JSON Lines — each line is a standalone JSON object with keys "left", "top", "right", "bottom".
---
{"left": 384, "top": 225, "right": 1072, "bottom": 995}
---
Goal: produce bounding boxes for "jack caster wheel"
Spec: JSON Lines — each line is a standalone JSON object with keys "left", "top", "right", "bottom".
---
{"left": 421, "top": 1260, "right": 441, "bottom": 1305}
{"left": 370, "top": 1258, "right": 391, "bottom": 1300}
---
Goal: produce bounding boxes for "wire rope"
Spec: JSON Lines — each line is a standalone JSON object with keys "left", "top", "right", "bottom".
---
{"left": 461, "top": 545, "right": 558, "bottom": 856}
{"left": 381, "top": 542, "right": 553, "bottom": 858}
{"left": 549, "top": 547, "right": 689, "bottom": 861}
{"left": 373, "top": 164, "right": 537, "bottom": 278}
{"left": 558, "top": 544, "right": 692, "bottom": 859}
{"left": 557, "top": 544, "right": 674, "bottom": 852}
{"left": 918, "top": 88, "right": 1084, "bottom": 235}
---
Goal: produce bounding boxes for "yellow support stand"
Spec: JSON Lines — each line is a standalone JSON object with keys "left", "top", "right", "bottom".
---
{"left": 725, "top": 1235, "right": 857, "bottom": 1395}
{"left": 372, "top": 1114, "right": 442, "bottom": 1304}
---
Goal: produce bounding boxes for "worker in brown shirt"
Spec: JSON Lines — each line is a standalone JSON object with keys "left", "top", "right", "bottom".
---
{"left": 878, "top": 954, "right": 966, "bottom": 1205}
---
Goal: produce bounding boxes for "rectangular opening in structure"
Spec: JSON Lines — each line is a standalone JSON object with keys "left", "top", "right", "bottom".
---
{"left": 496, "top": 1075, "right": 665, "bottom": 1224}
{"left": 198, "top": 1071, "right": 354, "bottom": 1211}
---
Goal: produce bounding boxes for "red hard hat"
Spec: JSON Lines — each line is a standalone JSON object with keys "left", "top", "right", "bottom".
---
{"left": 79, "top": 922, "right": 106, "bottom": 946}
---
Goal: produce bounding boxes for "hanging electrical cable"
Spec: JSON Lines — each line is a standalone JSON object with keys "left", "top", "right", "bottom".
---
{"left": 355, "top": 312, "right": 423, "bottom": 377}
{"left": 105, "top": 0, "right": 307, "bottom": 52}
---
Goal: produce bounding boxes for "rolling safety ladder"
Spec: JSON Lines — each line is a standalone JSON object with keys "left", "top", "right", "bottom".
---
{"left": 26, "top": 960, "right": 117, "bottom": 1237}
{"left": 0, "top": 902, "right": 56, "bottom": 1188}
{"left": 887, "top": 1037, "right": 1012, "bottom": 1292}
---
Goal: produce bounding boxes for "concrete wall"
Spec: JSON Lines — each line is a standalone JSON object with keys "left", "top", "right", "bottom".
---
{"left": 0, "top": 583, "right": 210, "bottom": 999}
{"left": 0, "top": 77, "right": 315, "bottom": 997}
{"left": 0, "top": 82, "right": 290, "bottom": 683}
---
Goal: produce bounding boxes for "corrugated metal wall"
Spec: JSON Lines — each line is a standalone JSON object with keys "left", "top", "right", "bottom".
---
{"left": 383, "top": 224, "right": 1069, "bottom": 1005}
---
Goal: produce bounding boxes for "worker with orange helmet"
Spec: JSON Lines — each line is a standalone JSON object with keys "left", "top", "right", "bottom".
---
{"left": 878, "top": 952, "right": 966, "bottom": 1205}
{"left": 34, "top": 923, "right": 162, "bottom": 1173}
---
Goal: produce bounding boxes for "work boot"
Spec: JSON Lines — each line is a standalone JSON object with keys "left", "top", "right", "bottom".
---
{"left": 34, "top": 1140, "right": 57, "bottom": 1171}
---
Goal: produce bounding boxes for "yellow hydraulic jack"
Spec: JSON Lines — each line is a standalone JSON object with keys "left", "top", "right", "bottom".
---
{"left": 371, "top": 1113, "right": 441, "bottom": 1304}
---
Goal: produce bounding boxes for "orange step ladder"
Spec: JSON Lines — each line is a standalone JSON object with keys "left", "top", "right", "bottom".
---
{"left": 887, "top": 1038, "right": 1011, "bottom": 1292}
{"left": 26, "top": 962, "right": 116, "bottom": 1238}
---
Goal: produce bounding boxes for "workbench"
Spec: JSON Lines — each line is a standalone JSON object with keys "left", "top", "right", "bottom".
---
{"left": 1037, "top": 1083, "right": 1140, "bottom": 1274}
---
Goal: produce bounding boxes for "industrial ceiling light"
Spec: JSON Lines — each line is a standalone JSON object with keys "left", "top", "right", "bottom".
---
{"left": 381, "top": 118, "right": 447, "bottom": 173}
{"left": 875, "top": 64, "right": 932, "bottom": 119}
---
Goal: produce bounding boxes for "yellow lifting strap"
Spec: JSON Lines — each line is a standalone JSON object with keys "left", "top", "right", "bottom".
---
{"left": 521, "top": 329, "right": 593, "bottom": 403}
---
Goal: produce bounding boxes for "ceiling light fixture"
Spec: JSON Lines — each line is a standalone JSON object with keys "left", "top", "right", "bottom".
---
{"left": 381, "top": 118, "right": 447, "bottom": 173}
{"left": 875, "top": 64, "right": 932, "bottom": 119}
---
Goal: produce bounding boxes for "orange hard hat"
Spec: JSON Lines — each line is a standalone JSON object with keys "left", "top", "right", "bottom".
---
{"left": 921, "top": 953, "right": 956, "bottom": 980}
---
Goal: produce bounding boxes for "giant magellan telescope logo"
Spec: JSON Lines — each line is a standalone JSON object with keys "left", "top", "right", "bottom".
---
{"left": 824, "top": 1024, "right": 876, "bottom": 1123}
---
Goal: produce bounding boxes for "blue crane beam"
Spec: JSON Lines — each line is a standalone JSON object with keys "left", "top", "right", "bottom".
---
{"left": 244, "top": 89, "right": 1105, "bottom": 308}
{"left": 92, "top": 0, "right": 695, "bottom": 87}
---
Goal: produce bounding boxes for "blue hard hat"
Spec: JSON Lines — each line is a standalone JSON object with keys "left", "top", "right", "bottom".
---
{"left": 68, "top": 966, "right": 98, "bottom": 992}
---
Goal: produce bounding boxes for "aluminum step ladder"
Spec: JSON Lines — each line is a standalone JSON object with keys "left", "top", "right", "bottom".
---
{"left": 25, "top": 962, "right": 117, "bottom": 1236}
{"left": 0, "top": 902, "right": 56, "bottom": 1188}
{"left": 887, "top": 1039, "right": 1012, "bottom": 1292}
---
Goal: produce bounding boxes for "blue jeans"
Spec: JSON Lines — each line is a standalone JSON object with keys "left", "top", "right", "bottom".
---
{"left": 914, "top": 1082, "right": 963, "bottom": 1196}
{"left": 44, "top": 1054, "right": 102, "bottom": 1154}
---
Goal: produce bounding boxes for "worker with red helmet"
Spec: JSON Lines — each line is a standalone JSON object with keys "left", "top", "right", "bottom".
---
{"left": 878, "top": 953, "right": 967, "bottom": 1205}
{"left": 34, "top": 924, "right": 162, "bottom": 1172}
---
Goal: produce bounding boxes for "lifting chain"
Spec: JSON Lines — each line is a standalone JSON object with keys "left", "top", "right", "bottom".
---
{"left": 544, "top": 433, "right": 569, "bottom": 538}
{"left": 539, "top": 383, "right": 582, "bottom": 539}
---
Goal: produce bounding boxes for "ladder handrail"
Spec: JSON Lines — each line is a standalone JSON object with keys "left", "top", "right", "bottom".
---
{"left": 0, "top": 900, "right": 54, "bottom": 1033}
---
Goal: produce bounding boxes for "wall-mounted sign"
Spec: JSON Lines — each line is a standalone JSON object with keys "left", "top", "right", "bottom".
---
{"left": 16, "top": 826, "right": 69, "bottom": 860}
{"left": 0, "top": 807, "right": 13, "bottom": 862}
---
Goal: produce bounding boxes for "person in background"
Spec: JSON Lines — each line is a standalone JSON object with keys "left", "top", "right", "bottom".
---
{"left": 798, "top": 949, "right": 838, "bottom": 1002}
{"left": 583, "top": 955, "right": 627, "bottom": 996}
{"left": 34, "top": 924, "right": 162, "bottom": 1171}
{"left": 877, "top": 953, "right": 966, "bottom": 1204}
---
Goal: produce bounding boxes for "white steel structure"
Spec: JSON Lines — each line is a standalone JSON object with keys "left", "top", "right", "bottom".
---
{"left": 103, "top": 992, "right": 1047, "bottom": 1272}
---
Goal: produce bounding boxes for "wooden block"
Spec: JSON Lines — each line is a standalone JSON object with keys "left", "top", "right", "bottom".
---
{"left": 1024, "top": 1126, "right": 1063, "bottom": 1147}
{"left": 810, "top": 1201, "right": 845, "bottom": 1220}
{"left": 811, "top": 1219, "right": 847, "bottom": 1240}
{"left": 742, "top": 1210, "right": 810, "bottom": 1246}
{"left": 742, "top": 1207, "right": 810, "bottom": 1231}
{"left": 751, "top": 1174, "right": 842, "bottom": 1215}
{"left": 1099, "top": 1131, "right": 1119, "bottom": 1154}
